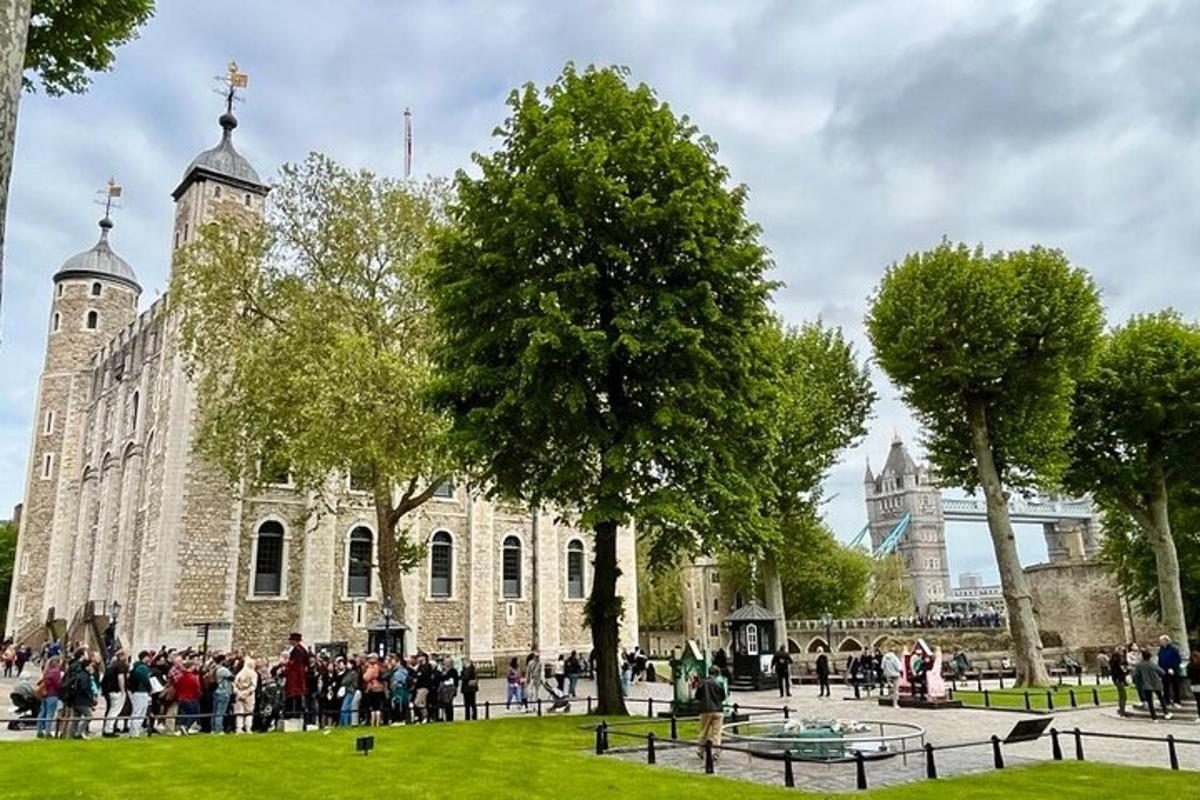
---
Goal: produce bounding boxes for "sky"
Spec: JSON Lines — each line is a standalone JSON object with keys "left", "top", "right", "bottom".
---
{"left": 2, "top": 0, "right": 1198, "bottom": 586}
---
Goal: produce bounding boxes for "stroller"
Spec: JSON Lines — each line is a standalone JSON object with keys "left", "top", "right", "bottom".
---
{"left": 8, "top": 679, "right": 40, "bottom": 730}
{"left": 254, "top": 679, "right": 283, "bottom": 732}
{"left": 540, "top": 680, "right": 571, "bottom": 713}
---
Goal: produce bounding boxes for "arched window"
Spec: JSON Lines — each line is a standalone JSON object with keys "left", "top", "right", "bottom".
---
{"left": 91, "top": 282, "right": 102, "bottom": 296}
{"left": 52, "top": 312, "right": 61, "bottom": 333}
{"left": 130, "top": 391, "right": 139, "bottom": 431}
{"left": 347, "top": 526, "right": 373, "bottom": 598}
{"left": 566, "top": 539, "right": 584, "bottom": 599}
{"left": 746, "top": 622, "right": 759, "bottom": 655}
{"left": 86, "top": 310, "right": 98, "bottom": 330}
{"left": 430, "top": 531, "right": 452, "bottom": 598}
{"left": 502, "top": 535, "right": 521, "bottom": 598}
{"left": 253, "top": 521, "right": 284, "bottom": 596}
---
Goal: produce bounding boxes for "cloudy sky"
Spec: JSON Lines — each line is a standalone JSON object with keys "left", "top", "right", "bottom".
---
{"left": 2, "top": 1, "right": 1197, "bottom": 585}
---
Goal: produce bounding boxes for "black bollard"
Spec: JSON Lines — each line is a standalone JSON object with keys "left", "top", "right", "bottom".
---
{"left": 1069, "top": 689, "right": 1077, "bottom": 708}
{"left": 732, "top": 702, "right": 739, "bottom": 720}
{"left": 704, "top": 740, "right": 715, "bottom": 774}
{"left": 537, "top": 698, "right": 542, "bottom": 717}
{"left": 647, "top": 732, "right": 656, "bottom": 765}
{"left": 1073, "top": 727, "right": 1084, "bottom": 761}
{"left": 1092, "top": 688, "right": 1099, "bottom": 706}
{"left": 1076, "top": 671, "right": 1082, "bottom": 687}
{"left": 1050, "top": 728, "right": 1063, "bottom": 761}
{"left": 595, "top": 725, "right": 605, "bottom": 755}
{"left": 587, "top": 696, "right": 593, "bottom": 715}
{"left": 784, "top": 751, "right": 795, "bottom": 787}
{"left": 855, "top": 751, "right": 867, "bottom": 790}
{"left": 1046, "top": 690, "right": 1054, "bottom": 710}
{"left": 984, "top": 689, "right": 991, "bottom": 709}
{"left": 1023, "top": 692, "right": 1031, "bottom": 711}
{"left": 999, "top": 673, "right": 1006, "bottom": 690}
{"left": 977, "top": 675, "right": 984, "bottom": 692}
{"left": 647, "top": 697, "right": 654, "bottom": 718}
{"left": 670, "top": 714, "right": 678, "bottom": 740}
{"left": 485, "top": 700, "right": 491, "bottom": 720}
{"left": 1168, "top": 735, "right": 1179, "bottom": 770}
{"left": 991, "top": 735, "right": 1005, "bottom": 769}
{"left": 783, "top": 705, "right": 790, "bottom": 720}
{"left": 1057, "top": 671, "right": 1064, "bottom": 687}
{"left": 924, "top": 743, "right": 938, "bottom": 779}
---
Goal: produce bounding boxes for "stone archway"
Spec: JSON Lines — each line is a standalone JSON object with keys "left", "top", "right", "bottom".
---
{"left": 837, "top": 636, "right": 864, "bottom": 653}
{"left": 806, "top": 637, "right": 829, "bottom": 653}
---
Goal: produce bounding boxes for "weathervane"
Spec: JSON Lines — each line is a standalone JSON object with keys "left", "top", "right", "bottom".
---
{"left": 95, "top": 177, "right": 122, "bottom": 220}
{"left": 215, "top": 60, "right": 249, "bottom": 114}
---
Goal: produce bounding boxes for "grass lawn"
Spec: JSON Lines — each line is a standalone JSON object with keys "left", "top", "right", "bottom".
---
{"left": 0, "top": 715, "right": 1189, "bottom": 799}
{"left": 953, "top": 683, "right": 1120, "bottom": 711}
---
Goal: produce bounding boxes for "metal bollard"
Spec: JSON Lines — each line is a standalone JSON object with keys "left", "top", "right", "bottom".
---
{"left": 999, "top": 673, "right": 1006, "bottom": 690}
{"left": 1046, "top": 690, "right": 1054, "bottom": 710}
{"left": 1168, "top": 735, "right": 1179, "bottom": 770}
{"left": 1092, "top": 688, "right": 1099, "bottom": 706}
{"left": 1077, "top": 671, "right": 1083, "bottom": 687}
{"left": 1050, "top": 728, "right": 1063, "bottom": 761}
{"left": 984, "top": 689, "right": 991, "bottom": 709}
{"left": 704, "top": 740, "right": 715, "bottom": 774}
{"left": 977, "top": 675, "right": 984, "bottom": 692}
{"left": 485, "top": 700, "right": 491, "bottom": 720}
{"left": 647, "top": 697, "right": 654, "bottom": 718}
{"left": 1023, "top": 692, "right": 1031, "bottom": 711}
{"left": 1073, "top": 727, "right": 1084, "bottom": 761}
{"left": 587, "top": 696, "right": 593, "bottom": 715}
{"left": 647, "top": 732, "right": 656, "bottom": 765}
{"left": 783, "top": 705, "right": 790, "bottom": 720}
{"left": 1069, "top": 689, "right": 1077, "bottom": 708}
{"left": 784, "top": 751, "right": 795, "bottom": 787}
{"left": 924, "top": 743, "right": 938, "bottom": 779}
{"left": 602, "top": 721, "right": 610, "bottom": 752}
{"left": 732, "top": 702, "right": 739, "bottom": 719}
{"left": 537, "top": 698, "right": 542, "bottom": 717}
{"left": 595, "top": 725, "right": 605, "bottom": 755}
{"left": 991, "top": 735, "right": 1005, "bottom": 769}
{"left": 670, "top": 714, "right": 678, "bottom": 740}
{"left": 855, "top": 751, "right": 867, "bottom": 790}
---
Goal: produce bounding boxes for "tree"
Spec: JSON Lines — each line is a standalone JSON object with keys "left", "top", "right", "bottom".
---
{"left": 866, "top": 241, "right": 1103, "bottom": 686}
{"left": 857, "top": 553, "right": 915, "bottom": 618}
{"left": 635, "top": 536, "right": 682, "bottom": 631}
{"left": 429, "top": 64, "right": 775, "bottom": 714}
{"left": 0, "top": 0, "right": 153, "bottom": 335}
{"left": 753, "top": 318, "right": 874, "bottom": 640}
{"left": 171, "top": 153, "right": 452, "bottom": 621}
{"left": 1065, "top": 312, "right": 1200, "bottom": 651}
{"left": 0, "top": 518, "right": 15, "bottom": 622}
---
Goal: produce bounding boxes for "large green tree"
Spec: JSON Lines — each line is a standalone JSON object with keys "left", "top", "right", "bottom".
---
{"left": 171, "top": 154, "right": 452, "bottom": 621}
{"left": 866, "top": 241, "right": 1103, "bottom": 686}
{"left": 429, "top": 64, "right": 775, "bottom": 714}
{"left": 635, "top": 536, "right": 682, "bottom": 631}
{"left": 1065, "top": 311, "right": 1200, "bottom": 651}
{"left": 0, "top": 0, "right": 153, "bottom": 335}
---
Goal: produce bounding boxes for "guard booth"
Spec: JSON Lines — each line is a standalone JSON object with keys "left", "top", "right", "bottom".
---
{"left": 725, "top": 603, "right": 777, "bottom": 690}
{"left": 366, "top": 617, "right": 407, "bottom": 657}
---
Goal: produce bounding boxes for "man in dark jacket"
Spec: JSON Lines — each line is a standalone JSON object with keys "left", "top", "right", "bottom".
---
{"left": 1134, "top": 649, "right": 1171, "bottom": 721}
{"left": 1157, "top": 635, "right": 1182, "bottom": 707}
{"left": 695, "top": 665, "right": 726, "bottom": 760}
{"left": 815, "top": 648, "right": 831, "bottom": 698}
{"left": 770, "top": 647, "right": 793, "bottom": 697}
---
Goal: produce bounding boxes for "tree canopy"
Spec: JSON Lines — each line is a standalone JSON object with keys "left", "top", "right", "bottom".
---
{"left": 866, "top": 240, "right": 1103, "bottom": 685}
{"left": 429, "top": 64, "right": 776, "bottom": 713}
{"left": 25, "top": 0, "right": 154, "bottom": 95}
{"left": 171, "top": 153, "right": 452, "bottom": 615}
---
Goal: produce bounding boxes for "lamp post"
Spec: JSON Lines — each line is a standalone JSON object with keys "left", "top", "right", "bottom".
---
{"left": 381, "top": 597, "right": 394, "bottom": 657}
{"left": 820, "top": 609, "right": 832, "bottom": 652}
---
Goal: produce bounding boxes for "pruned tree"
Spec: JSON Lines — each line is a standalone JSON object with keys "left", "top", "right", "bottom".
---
{"left": 170, "top": 153, "right": 453, "bottom": 621}
{"left": 866, "top": 241, "right": 1103, "bottom": 686}
{"left": 0, "top": 0, "right": 154, "bottom": 335}
{"left": 429, "top": 64, "right": 775, "bottom": 714}
{"left": 1065, "top": 311, "right": 1200, "bottom": 651}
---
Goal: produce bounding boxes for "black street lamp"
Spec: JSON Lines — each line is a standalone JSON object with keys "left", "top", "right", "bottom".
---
{"left": 381, "top": 597, "right": 394, "bottom": 657}
{"left": 820, "top": 608, "right": 832, "bottom": 652}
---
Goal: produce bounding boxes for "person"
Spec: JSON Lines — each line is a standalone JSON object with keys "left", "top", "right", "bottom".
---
{"left": 505, "top": 656, "right": 523, "bottom": 711}
{"left": 1127, "top": 643, "right": 1145, "bottom": 708}
{"left": 1110, "top": 647, "right": 1129, "bottom": 717}
{"left": 911, "top": 650, "right": 927, "bottom": 701}
{"left": 881, "top": 648, "right": 903, "bottom": 707}
{"left": 1133, "top": 648, "right": 1170, "bottom": 721}
{"left": 338, "top": 658, "right": 359, "bottom": 726}
{"left": 101, "top": 649, "right": 129, "bottom": 737}
{"left": 565, "top": 651, "right": 582, "bottom": 697}
{"left": 35, "top": 655, "right": 63, "bottom": 739}
{"left": 1157, "top": 635, "right": 1182, "bottom": 708}
{"left": 283, "top": 633, "right": 310, "bottom": 720}
{"left": 127, "top": 650, "right": 154, "bottom": 737}
{"left": 361, "top": 654, "right": 386, "bottom": 727}
{"left": 770, "top": 646, "right": 792, "bottom": 697}
{"left": 2, "top": 642, "right": 14, "bottom": 677}
{"left": 233, "top": 655, "right": 258, "bottom": 733}
{"left": 1096, "top": 650, "right": 1111, "bottom": 679}
{"left": 525, "top": 651, "right": 542, "bottom": 707}
{"left": 438, "top": 656, "right": 459, "bottom": 722}
{"left": 415, "top": 654, "right": 438, "bottom": 722}
{"left": 461, "top": 658, "right": 479, "bottom": 720}
{"left": 387, "top": 655, "right": 411, "bottom": 725}
{"left": 695, "top": 665, "right": 727, "bottom": 761}
{"left": 210, "top": 654, "right": 234, "bottom": 734}
{"left": 67, "top": 657, "right": 100, "bottom": 739}
{"left": 173, "top": 660, "right": 203, "bottom": 734}
{"left": 554, "top": 654, "right": 566, "bottom": 692}
{"left": 815, "top": 647, "right": 831, "bottom": 698}
{"left": 1187, "top": 650, "right": 1200, "bottom": 722}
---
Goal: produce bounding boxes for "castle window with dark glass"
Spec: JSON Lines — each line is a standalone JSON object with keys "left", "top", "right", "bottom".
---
{"left": 86, "top": 310, "right": 98, "bottom": 330}
{"left": 566, "top": 539, "right": 584, "bottom": 599}
{"left": 253, "top": 521, "right": 284, "bottom": 596}
{"left": 430, "top": 530, "right": 452, "bottom": 598}
{"left": 347, "top": 526, "right": 373, "bottom": 598}
{"left": 502, "top": 535, "right": 522, "bottom": 598}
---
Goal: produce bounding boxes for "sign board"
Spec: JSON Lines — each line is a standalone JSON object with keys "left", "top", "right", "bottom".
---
{"left": 356, "top": 735, "right": 375, "bottom": 756}
{"left": 1004, "top": 717, "right": 1053, "bottom": 744}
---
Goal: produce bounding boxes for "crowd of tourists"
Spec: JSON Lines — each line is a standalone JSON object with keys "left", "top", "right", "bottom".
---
{"left": 1105, "top": 636, "right": 1200, "bottom": 722}
{"left": 1, "top": 643, "right": 34, "bottom": 677}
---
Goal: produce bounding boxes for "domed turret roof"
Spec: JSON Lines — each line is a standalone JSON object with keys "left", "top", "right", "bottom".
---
{"left": 172, "top": 111, "right": 266, "bottom": 200}
{"left": 54, "top": 217, "right": 140, "bottom": 291}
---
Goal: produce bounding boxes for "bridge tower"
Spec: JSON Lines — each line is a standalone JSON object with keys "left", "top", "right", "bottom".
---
{"left": 864, "top": 435, "right": 951, "bottom": 612}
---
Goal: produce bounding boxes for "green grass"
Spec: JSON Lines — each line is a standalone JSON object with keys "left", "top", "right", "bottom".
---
{"left": 0, "top": 715, "right": 1188, "bottom": 799}
{"left": 953, "top": 683, "right": 1121, "bottom": 711}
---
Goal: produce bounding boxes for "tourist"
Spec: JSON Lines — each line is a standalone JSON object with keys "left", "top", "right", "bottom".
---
{"left": 1157, "top": 635, "right": 1182, "bottom": 708}
{"left": 620, "top": 657, "right": 632, "bottom": 697}
{"left": 231, "top": 655, "right": 257, "bottom": 733}
{"left": 283, "top": 633, "right": 310, "bottom": 720}
{"left": 1110, "top": 647, "right": 1129, "bottom": 717}
{"left": 338, "top": 658, "right": 359, "bottom": 726}
{"left": 210, "top": 654, "right": 234, "bottom": 734}
{"left": 770, "top": 646, "right": 792, "bottom": 697}
{"left": 815, "top": 647, "right": 831, "bottom": 698}
{"left": 362, "top": 654, "right": 387, "bottom": 727}
{"left": 554, "top": 654, "right": 566, "bottom": 691}
{"left": 565, "top": 650, "right": 582, "bottom": 697}
{"left": 1133, "top": 649, "right": 1170, "bottom": 721}
{"left": 461, "top": 658, "right": 479, "bottom": 720}
{"left": 881, "top": 648, "right": 903, "bottom": 707}
{"left": 16, "top": 645, "right": 31, "bottom": 676}
{"left": 127, "top": 650, "right": 153, "bottom": 736}
{"left": 506, "top": 656, "right": 523, "bottom": 711}
{"left": 63, "top": 649, "right": 99, "bottom": 739}
{"left": 695, "top": 665, "right": 727, "bottom": 761}
{"left": 35, "top": 655, "right": 63, "bottom": 739}
{"left": 388, "top": 655, "right": 411, "bottom": 725}
{"left": 526, "top": 651, "right": 542, "bottom": 706}
{"left": 910, "top": 650, "right": 928, "bottom": 701}
{"left": 416, "top": 653, "right": 439, "bottom": 721}
{"left": 2, "top": 642, "right": 14, "bottom": 677}
{"left": 1187, "top": 651, "right": 1200, "bottom": 722}
{"left": 101, "top": 649, "right": 129, "bottom": 737}
{"left": 173, "top": 660, "right": 203, "bottom": 734}
{"left": 1096, "top": 650, "right": 1111, "bottom": 678}
{"left": 438, "top": 656, "right": 459, "bottom": 721}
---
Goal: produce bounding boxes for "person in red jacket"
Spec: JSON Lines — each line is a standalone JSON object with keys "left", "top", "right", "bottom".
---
{"left": 284, "top": 633, "right": 310, "bottom": 720}
{"left": 172, "top": 661, "right": 202, "bottom": 735}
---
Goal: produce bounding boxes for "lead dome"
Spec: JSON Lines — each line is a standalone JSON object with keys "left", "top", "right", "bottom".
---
{"left": 54, "top": 216, "right": 140, "bottom": 291}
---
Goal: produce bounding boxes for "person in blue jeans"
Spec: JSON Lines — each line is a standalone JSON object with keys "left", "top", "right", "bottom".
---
{"left": 506, "top": 657, "right": 523, "bottom": 710}
{"left": 211, "top": 655, "right": 234, "bottom": 734}
{"left": 339, "top": 660, "right": 359, "bottom": 726}
{"left": 36, "top": 656, "right": 64, "bottom": 738}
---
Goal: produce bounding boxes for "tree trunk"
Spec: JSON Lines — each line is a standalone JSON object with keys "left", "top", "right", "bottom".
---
{"left": 966, "top": 398, "right": 1050, "bottom": 686}
{"left": 1135, "top": 468, "right": 1189, "bottom": 653}
{"left": 588, "top": 517, "right": 627, "bottom": 715}
{"left": 0, "top": 0, "right": 30, "bottom": 338}
{"left": 762, "top": 553, "right": 787, "bottom": 651}
{"left": 373, "top": 486, "right": 406, "bottom": 623}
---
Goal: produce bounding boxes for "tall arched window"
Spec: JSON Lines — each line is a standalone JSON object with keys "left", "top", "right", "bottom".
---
{"left": 86, "top": 310, "right": 98, "bottom": 330}
{"left": 253, "top": 521, "right": 284, "bottom": 596}
{"left": 430, "top": 531, "right": 452, "bottom": 598}
{"left": 502, "top": 535, "right": 521, "bottom": 598}
{"left": 566, "top": 539, "right": 584, "bottom": 599}
{"left": 347, "top": 526, "right": 373, "bottom": 598}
